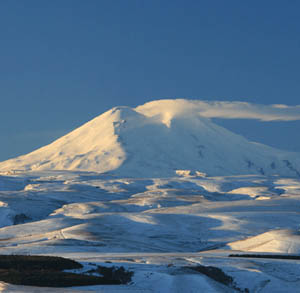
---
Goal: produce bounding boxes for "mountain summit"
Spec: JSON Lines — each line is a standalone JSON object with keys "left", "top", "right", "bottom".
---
{"left": 1, "top": 99, "right": 299, "bottom": 177}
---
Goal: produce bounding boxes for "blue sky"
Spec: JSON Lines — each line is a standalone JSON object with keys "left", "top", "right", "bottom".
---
{"left": 1, "top": 0, "right": 300, "bottom": 160}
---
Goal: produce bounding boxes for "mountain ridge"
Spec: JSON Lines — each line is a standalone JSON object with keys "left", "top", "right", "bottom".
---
{"left": 1, "top": 99, "right": 299, "bottom": 177}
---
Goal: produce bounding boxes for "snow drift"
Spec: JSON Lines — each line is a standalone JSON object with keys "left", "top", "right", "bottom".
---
{"left": 0, "top": 99, "right": 299, "bottom": 177}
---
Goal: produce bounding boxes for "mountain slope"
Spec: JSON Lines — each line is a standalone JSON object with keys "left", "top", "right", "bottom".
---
{"left": 0, "top": 99, "right": 299, "bottom": 177}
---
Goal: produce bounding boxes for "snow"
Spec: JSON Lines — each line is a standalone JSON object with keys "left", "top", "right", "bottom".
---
{"left": 0, "top": 172, "right": 299, "bottom": 291}
{"left": 0, "top": 202, "right": 13, "bottom": 228}
{"left": 228, "top": 229, "right": 300, "bottom": 253}
{"left": 0, "top": 99, "right": 300, "bottom": 291}
{"left": 0, "top": 99, "right": 299, "bottom": 177}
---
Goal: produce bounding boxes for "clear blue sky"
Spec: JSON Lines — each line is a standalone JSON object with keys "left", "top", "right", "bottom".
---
{"left": 1, "top": 0, "right": 300, "bottom": 160}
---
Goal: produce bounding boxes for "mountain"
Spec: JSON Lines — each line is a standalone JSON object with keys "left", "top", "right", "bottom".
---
{"left": 0, "top": 99, "right": 299, "bottom": 177}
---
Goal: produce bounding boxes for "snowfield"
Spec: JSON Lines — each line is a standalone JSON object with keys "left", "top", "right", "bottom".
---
{"left": 0, "top": 99, "right": 300, "bottom": 292}
{"left": 0, "top": 171, "right": 300, "bottom": 292}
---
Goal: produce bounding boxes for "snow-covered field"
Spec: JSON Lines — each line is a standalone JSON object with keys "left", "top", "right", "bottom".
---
{"left": 0, "top": 170, "right": 300, "bottom": 292}
{"left": 0, "top": 100, "right": 300, "bottom": 291}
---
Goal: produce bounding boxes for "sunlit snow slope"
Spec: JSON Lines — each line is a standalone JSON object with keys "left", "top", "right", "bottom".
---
{"left": 0, "top": 99, "right": 299, "bottom": 177}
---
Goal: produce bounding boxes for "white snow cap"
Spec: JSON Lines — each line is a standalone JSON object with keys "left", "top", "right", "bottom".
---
{"left": 0, "top": 99, "right": 299, "bottom": 177}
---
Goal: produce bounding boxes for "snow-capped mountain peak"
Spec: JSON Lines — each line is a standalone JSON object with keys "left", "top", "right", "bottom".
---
{"left": 0, "top": 99, "right": 299, "bottom": 177}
